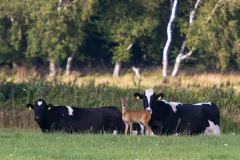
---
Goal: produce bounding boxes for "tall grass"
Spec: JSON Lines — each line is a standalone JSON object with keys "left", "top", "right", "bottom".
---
{"left": 1, "top": 67, "right": 240, "bottom": 133}
{"left": 0, "top": 129, "right": 239, "bottom": 160}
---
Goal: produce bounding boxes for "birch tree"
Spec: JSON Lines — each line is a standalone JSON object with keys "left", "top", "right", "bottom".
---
{"left": 171, "top": 0, "right": 201, "bottom": 76}
{"left": 185, "top": 0, "right": 240, "bottom": 72}
{"left": 162, "top": 0, "right": 178, "bottom": 77}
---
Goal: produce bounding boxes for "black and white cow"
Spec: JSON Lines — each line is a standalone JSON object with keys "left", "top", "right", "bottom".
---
{"left": 134, "top": 88, "right": 221, "bottom": 135}
{"left": 26, "top": 99, "right": 125, "bottom": 134}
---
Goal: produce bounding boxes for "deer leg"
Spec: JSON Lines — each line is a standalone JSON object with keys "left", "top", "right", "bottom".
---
{"left": 130, "top": 122, "right": 133, "bottom": 135}
{"left": 142, "top": 121, "right": 151, "bottom": 135}
{"left": 125, "top": 122, "right": 129, "bottom": 135}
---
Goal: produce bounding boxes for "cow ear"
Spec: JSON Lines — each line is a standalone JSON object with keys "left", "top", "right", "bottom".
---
{"left": 47, "top": 104, "right": 53, "bottom": 110}
{"left": 26, "top": 104, "right": 34, "bottom": 110}
{"left": 134, "top": 93, "right": 143, "bottom": 100}
{"left": 156, "top": 93, "right": 164, "bottom": 100}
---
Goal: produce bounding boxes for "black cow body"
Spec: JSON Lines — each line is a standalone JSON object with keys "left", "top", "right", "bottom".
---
{"left": 26, "top": 99, "right": 125, "bottom": 133}
{"left": 96, "top": 106, "right": 144, "bottom": 135}
{"left": 134, "top": 88, "right": 221, "bottom": 135}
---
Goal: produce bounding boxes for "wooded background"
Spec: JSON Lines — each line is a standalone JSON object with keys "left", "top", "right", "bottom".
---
{"left": 0, "top": 0, "right": 239, "bottom": 78}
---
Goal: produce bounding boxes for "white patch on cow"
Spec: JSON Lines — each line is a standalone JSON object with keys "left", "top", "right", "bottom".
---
{"left": 169, "top": 102, "right": 182, "bottom": 113}
{"left": 130, "top": 123, "right": 145, "bottom": 135}
{"left": 145, "top": 88, "right": 154, "bottom": 105}
{"left": 194, "top": 102, "right": 212, "bottom": 106}
{"left": 112, "top": 130, "right": 118, "bottom": 135}
{"left": 150, "top": 131, "right": 155, "bottom": 136}
{"left": 37, "top": 101, "right": 42, "bottom": 106}
{"left": 145, "top": 107, "right": 152, "bottom": 113}
{"left": 204, "top": 120, "right": 221, "bottom": 136}
{"left": 173, "top": 133, "right": 179, "bottom": 136}
{"left": 139, "top": 123, "right": 145, "bottom": 135}
{"left": 145, "top": 88, "right": 154, "bottom": 112}
{"left": 103, "top": 131, "right": 118, "bottom": 135}
{"left": 131, "top": 130, "right": 139, "bottom": 135}
{"left": 161, "top": 100, "right": 180, "bottom": 113}
{"left": 66, "top": 106, "right": 74, "bottom": 116}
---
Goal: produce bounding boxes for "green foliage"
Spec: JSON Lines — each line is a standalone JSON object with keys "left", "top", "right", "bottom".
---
{"left": 0, "top": 18, "right": 14, "bottom": 63}
{"left": 95, "top": 0, "right": 163, "bottom": 63}
{"left": 187, "top": 0, "right": 240, "bottom": 71}
{"left": 0, "top": 0, "right": 27, "bottom": 64}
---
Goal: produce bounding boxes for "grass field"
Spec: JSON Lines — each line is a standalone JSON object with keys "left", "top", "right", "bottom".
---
{"left": 0, "top": 129, "right": 239, "bottom": 160}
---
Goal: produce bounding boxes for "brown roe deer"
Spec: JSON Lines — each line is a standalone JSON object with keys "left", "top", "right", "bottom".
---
{"left": 121, "top": 97, "right": 153, "bottom": 135}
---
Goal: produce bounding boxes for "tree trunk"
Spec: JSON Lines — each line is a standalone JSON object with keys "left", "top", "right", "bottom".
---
{"left": 132, "top": 66, "right": 141, "bottom": 78}
{"left": 65, "top": 51, "right": 76, "bottom": 76}
{"left": 171, "top": 0, "right": 201, "bottom": 76}
{"left": 113, "top": 62, "right": 121, "bottom": 78}
{"left": 12, "top": 62, "right": 18, "bottom": 74}
{"left": 162, "top": 0, "right": 178, "bottom": 77}
{"left": 49, "top": 61, "right": 56, "bottom": 80}
{"left": 172, "top": 40, "right": 187, "bottom": 76}
{"left": 172, "top": 48, "right": 195, "bottom": 76}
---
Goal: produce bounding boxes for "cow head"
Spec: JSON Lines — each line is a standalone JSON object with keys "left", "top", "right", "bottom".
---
{"left": 26, "top": 99, "right": 52, "bottom": 123}
{"left": 134, "top": 88, "right": 164, "bottom": 112}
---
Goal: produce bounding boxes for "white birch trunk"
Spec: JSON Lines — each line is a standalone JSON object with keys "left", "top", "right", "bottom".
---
{"left": 12, "top": 62, "right": 18, "bottom": 73}
{"left": 162, "top": 0, "right": 178, "bottom": 77}
{"left": 65, "top": 51, "right": 76, "bottom": 76}
{"left": 132, "top": 66, "right": 141, "bottom": 78}
{"left": 49, "top": 61, "right": 56, "bottom": 80}
{"left": 66, "top": 57, "right": 73, "bottom": 76}
{"left": 113, "top": 62, "right": 121, "bottom": 78}
{"left": 171, "top": 40, "right": 187, "bottom": 76}
{"left": 112, "top": 43, "right": 132, "bottom": 78}
{"left": 172, "top": 0, "right": 224, "bottom": 76}
{"left": 171, "top": 0, "right": 201, "bottom": 76}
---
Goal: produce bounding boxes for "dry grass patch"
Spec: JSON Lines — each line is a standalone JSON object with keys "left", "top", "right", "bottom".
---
{"left": 2, "top": 65, "right": 240, "bottom": 89}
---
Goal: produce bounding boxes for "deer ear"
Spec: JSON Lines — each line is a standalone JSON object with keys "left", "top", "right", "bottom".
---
{"left": 134, "top": 93, "right": 143, "bottom": 100}
{"left": 26, "top": 104, "right": 34, "bottom": 110}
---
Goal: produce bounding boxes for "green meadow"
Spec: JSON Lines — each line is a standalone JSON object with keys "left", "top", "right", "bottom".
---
{"left": 0, "top": 129, "right": 239, "bottom": 160}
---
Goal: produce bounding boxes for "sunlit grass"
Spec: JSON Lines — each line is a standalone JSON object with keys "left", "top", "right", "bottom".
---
{"left": 2, "top": 66, "right": 240, "bottom": 88}
{"left": 0, "top": 129, "right": 239, "bottom": 160}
